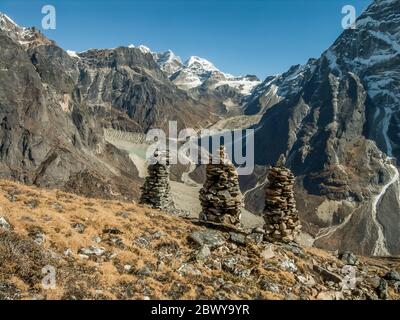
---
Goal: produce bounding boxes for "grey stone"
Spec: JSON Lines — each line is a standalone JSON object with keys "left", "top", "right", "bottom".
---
{"left": 136, "top": 266, "right": 152, "bottom": 276}
{"left": 177, "top": 264, "right": 201, "bottom": 276}
{"left": 189, "top": 230, "right": 226, "bottom": 250}
{"left": 0, "top": 217, "right": 12, "bottom": 231}
{"left": 261, "top": 245, "right": 276, "bottom": 260}
{"left": 72, "top": 223, "right": 86, "bottom": 234}
{"left": 78, "top": 246, "right": 105, "bottom": 256}
{"left": 383, "top": 270, "right": 400, "bottom": 282}
{"left": 196, "top": 245, "right": 211, "bottom": 261}
{"left": 313, "top": 265, "right": 342, "bottom": 283}
{"left": 246, "top": 232, "right": 264, "bottom": 244}
{"left": 229, "top": 232, "right": 246, "bottom": 245}
{"left": 222, "top": 257, "right": 237, "bottom": 272}
{"left": 25, "top": 199, "right": 39, "bottom": 209}
{"left": 376, "top": 279, "right": 389, "bottom": 300}
{"left": 281, "top": 259, "right": 298, "bottom": 272}
{"left": 339, "top": 251, "right": 358, "bottom": 266}
{"left": 103, "top": 227, "right": 123, "bottom": 235}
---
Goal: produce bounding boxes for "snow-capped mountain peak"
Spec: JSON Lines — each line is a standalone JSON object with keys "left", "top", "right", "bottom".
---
{"left": 0, "top": 12, "right": 23, "bottom": 33}
{"left": 0, "top": 12, "right": 54, "bottom": 48}
{"left": 127, "top": 44, "right": 152, "bottom": 54}
{"left": 138, "top": 45, "right": 151, "bottom": 54}
{"left": 125, "top": 44, "right": 261, "bottom": 95}
{"left": 170, "top": 55, "right": 261, "bottom": 95}
{"left": 185, "top": 56, "right": 218, "bottom": 72}
{"left": 152, "top": 49, "right": 184, "bottom": 77}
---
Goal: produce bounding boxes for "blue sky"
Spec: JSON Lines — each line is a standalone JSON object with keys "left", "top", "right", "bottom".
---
{"left": 1, "top": 0, "right": 372, "bottom": 78}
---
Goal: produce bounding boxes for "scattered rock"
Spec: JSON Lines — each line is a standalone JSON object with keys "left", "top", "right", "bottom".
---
{"left": 196, "top": 245, "right": 211, "bottom": 261}
{"left": 281, "top": 258, "right": 298, "bottom": 272}
{"left": 32, "top": 232, "right": 45, "bottom": 245}
{"left": 283, "top": 243, "right": 305, "bottom": 257}
{"left": 178, "top": 264, "right": 201, "bottom": 276}
{"left": 103, "top": 227, "right": 123, "bottom": 235}
{"left": 92, "top": 236, "right": 102, "bottom": 244}
{"left": 72, "top": 223, "right": 86, "bottom": 234}
{"left": 246, "top": 232, "right": 264, "bottom": 244}
{"left": 376, "top": 279, "right": 389, "bottom": 300}
{"left": 365, "top": 275, "right": 381, "bottom": 288}
{"left": 383, "top": 270, "right": 400, "bottom": 282}
{"left": 189, "top": 230, "right": 226, "bottom": 250}
{"left": 222, "top": 257, "right": 237, "bottom": 272}
{"left": 313, "top": 265, "right": 342, "bottom": 283}
{"left": 0, "top": 217, "right": 12, "bottom": 231}
{"left": 64, "top": 248, "right": 73, "bottom": 256}
{"left": 260, "top": 245, "right": 276, "bottom": 260}
{"left": 134, "top": 236, "right": 151, "bottom": 248}
{"left": 339, "top": 251, "right": 358, "bottom": 266}
{"left": 5, "top": 194, "right": 17, "bottom": 202}
{"left": 229, "top": 232, "right": 246, "bottom": 245}
{"left": 253, "top": 227, "right": 265, "bottom": 234}
{"left": 124, "top": 265, "right": 133, "bottom": 272}
{"left": 115, "top": 211, "right": 130, "bottom": 219}
{"left": 151, "top": 231, "right": 166, "bottom": 239}
{"left": 25, "top": 199, "right": 39, "bottom": 209}
{"left": 106, "top": 236, "right": 125, "bottom": 248}
{"left": 316, "top": 291, "right": 344, "bottom": 300}
{"left": 51, "top": 202, "right": 64, "bottom": 212}
{"left": 27, "top": 227, "right": 45, "bottom": 245}
{"left": 233, "top": 268, "right": 252, "bottom": 278}
{"left": 78, "top": 246, "right": 105, "bottom": 256}
{"left": 394, "top": 282, "right": 400, "bottom": 293}
{"left": 297, "top": 275, "right": 316, "bottom": 287}
{"left": 136, "top": 266, "right": 153, "bottom": 277}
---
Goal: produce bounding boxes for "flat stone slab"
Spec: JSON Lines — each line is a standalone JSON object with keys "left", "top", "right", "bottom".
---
{"left": 189, "top": 230, "right": 226, "bottom": 250}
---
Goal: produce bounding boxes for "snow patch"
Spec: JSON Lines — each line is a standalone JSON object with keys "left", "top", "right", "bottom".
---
{"left": 67, "top": 50, "right": 80, "bottom": 58}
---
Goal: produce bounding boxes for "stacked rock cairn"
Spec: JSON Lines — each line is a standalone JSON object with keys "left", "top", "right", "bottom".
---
{"left": 139, "top": 150, "right": 174, "bottom": 210}
{"left": 199, "top": 146, "right": 243, "bottom": 227}
{"left": 263, "top": 156, "right": 301, "bottom": 242}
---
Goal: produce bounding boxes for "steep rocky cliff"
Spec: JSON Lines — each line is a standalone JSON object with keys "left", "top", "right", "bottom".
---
{"left": 243, "top": 0, "right": 400, "bottom": 256}
{"left": 0, "top": 13, "right": 216, "bottom": 199}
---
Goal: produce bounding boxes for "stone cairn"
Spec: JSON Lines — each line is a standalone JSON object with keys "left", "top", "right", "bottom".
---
{"left": 199, "top": 146, "right": 243, "bottom": 227}
{"left": 139, "top": 150, "right": 174, "bottom": 210}
{"left": 263, "top": 156, "right": 301, "bottom": 242}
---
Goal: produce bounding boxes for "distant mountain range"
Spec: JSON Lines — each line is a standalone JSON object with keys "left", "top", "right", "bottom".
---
{"left": 130, "top": 44, "right": 261, "bottom": 95}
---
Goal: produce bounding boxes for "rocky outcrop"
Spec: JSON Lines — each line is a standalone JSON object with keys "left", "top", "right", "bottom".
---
{"left": 264, "top": 158, "right": 301, "bottom": 242}
{"left": 199, "top": 147, "right": 243, "bottom": 227}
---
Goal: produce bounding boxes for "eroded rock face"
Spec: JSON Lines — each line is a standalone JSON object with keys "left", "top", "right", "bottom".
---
{"left": 0, "top": 15, "right": 216, "bottom": 200}
{"left": 243, "top": 0, "right": 400, "bottom": 255}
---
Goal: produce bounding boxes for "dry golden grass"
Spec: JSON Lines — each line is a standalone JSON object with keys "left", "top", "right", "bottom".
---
{"left": 0, "top": 179, "right": 399, "bottom": 300}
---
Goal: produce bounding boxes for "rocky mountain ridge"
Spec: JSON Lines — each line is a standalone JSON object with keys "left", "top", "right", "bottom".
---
{"left": 0, "top": 12, "right": 217, "bottom": 201}
{"left": 241, "top": 0, "right": 400, "bottom": 256}
{"left": 128, "top": 43, "right": 261, "bottom": 98}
